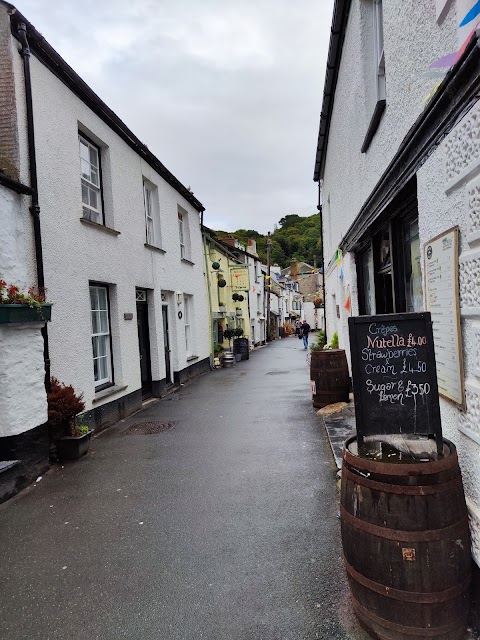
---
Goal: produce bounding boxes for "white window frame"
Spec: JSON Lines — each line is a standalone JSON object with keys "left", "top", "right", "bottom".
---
{"left": 144, "top": 182, "right": 155, "bottom": 246}
{"left": 178, "top": 210, "right": 185, "bottom": 259}
{"left": 184, "top": 295, "right": 192, "bottom": 356}
{"left": 79, "top": 134, "right": 103, "bottom": 224}
{"left": 143, "top": 179, "right": 162, "bottom": 247}
{"left": 90, "top": 284, "right": 113, "bottom": 388}
{"left": 373, "top": 0, "right": 385, "bottom": 101}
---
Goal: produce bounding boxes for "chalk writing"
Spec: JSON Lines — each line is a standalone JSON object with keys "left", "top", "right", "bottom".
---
{"left": 348, "top": 313, "right": 442, "bottom": 439}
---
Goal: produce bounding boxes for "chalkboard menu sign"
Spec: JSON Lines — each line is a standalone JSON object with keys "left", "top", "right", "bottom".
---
{"left": 348, "top": 313, "right": 442, "bottom": 451}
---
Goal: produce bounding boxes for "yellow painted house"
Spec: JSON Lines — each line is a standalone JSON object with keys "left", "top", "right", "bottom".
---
{"left": 202, "top": 229, "right": 250, "bottom": 362}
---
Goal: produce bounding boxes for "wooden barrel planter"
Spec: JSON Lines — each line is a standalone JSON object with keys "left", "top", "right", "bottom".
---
{"left": 310, "top": 348, "right": 350, "bottom": 408}
{"left": 341, "top": 436, "right": 471, "bottom": 640}
{"left": 233, "top": 338, "right": 250, "bottom": 361}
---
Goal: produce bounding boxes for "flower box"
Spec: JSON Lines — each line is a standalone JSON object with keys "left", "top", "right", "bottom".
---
{"left": 56, "top": 430, "right": 93, "bottom": 461}
{"left": 0, "top": 304, "right": 52, "bottom": 324}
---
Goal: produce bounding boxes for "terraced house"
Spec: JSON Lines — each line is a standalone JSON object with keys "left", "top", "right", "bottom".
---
{"left": 0, "top": 2, "right": 209, "bottom": 499}
{"left": 315, "top": 0, "right": 480, "bottom": 567}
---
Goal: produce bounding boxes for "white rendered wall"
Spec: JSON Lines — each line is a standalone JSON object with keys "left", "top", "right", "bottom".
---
{"left": 413, "top": 99, "right": 480, "bottom": 565}
{"left": 322, "top": 0, "right": 457, "bottom": 342}
{"left": 246, "top": 255, "right": 265, "bottom": 345}
{"left": 322, "top": 1, "right": 480, "bottom": 564}
{"left": 0, "top": 323, "right": 47, "bottom": 437}
{"left": 20, "top": 49, "right": 209, "bottom": 412}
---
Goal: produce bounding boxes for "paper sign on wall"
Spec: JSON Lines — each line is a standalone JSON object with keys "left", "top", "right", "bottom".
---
{"left": 424, "top": 227, "right": 464, "bottom": 407}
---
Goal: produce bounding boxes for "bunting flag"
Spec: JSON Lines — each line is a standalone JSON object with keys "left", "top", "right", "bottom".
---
{"left": 339, "top": 267, "right": 344, "bottom": 283}
{"left": 344, "top": 295, "right": 351, "bottom": 314}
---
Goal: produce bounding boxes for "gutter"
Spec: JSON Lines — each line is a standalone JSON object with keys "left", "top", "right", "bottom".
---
{"left": 6, "top": 3, "right": 205, "bottom": 214}
{"left": 0, "top": 171, "right": 33, "bottom": 195}
{"left": 17, "top": 20, "right": 50, "bottom": 390}
{"left": 313, "top": 0, "right": 352, "bottom": 183}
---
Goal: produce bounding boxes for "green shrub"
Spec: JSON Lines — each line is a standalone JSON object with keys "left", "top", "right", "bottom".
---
{"left": 329, "top": 330, "right": 339, "bottom": 349}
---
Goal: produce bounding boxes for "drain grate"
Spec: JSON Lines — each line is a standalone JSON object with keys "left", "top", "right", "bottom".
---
{"left": 265, "top": 370, "right": 291, "bottom": 375}
{"left": 123, "top": 421, "right": 176, "bottom": 435}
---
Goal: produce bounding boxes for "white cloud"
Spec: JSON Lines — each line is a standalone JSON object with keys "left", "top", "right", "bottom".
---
{"left": 14, "top": 0, "right": 334, "bottom": 234}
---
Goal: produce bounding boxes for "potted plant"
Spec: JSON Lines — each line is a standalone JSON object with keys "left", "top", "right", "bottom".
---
{"left": 310, "top": 329, "right": 349, "bottom": 409}
{"left": 235, "top": 307, "right": 242, "bottom": 317}
{"left": 223, "top": 328, "right": 236, "bottom": 351}
{"left": 218, "top": 301, "right": 226, "bottom": 312}
{"left": 0, "top": 279, "right": 52, "bottom": 323}
{"left": 310, "top": 330, "right": 326, "bottom": 351}
{"left": 47, "top": 377, "right": 93, "bottom": 461}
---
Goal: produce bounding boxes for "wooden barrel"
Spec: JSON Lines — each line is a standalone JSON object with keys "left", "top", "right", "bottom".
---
{"left": 310, "top": 348, "right": 350, "bottom": 408}
{"left": 341, "top": 436, "right": 471, "bottom": 640}
{"left": 233, "top": 338, "right": 250, "bottom": 361}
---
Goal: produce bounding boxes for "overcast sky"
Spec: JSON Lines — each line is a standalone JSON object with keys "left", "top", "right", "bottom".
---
{"left": 16, "top": 0, "right": 334, "bottom": 234}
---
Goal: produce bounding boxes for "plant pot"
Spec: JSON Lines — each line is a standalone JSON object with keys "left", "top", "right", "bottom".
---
{"left": 56, "top": 431, "right": 93, "bottom": 461}
{"left": 0, "top": 303, "right": 52, "bottom": 324}
{"left": 219, "top": 306, "right": 226, "bottom": 313}
{"left": 236, "top": 311, "right": 242, "bottom": 317}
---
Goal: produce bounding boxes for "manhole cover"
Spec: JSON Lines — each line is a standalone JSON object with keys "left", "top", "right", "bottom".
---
{"left": 266, "top": 370, "right": 291, "bottom": 375}
{"left": 123, "top": 421, "right": 176, "bottom": 435}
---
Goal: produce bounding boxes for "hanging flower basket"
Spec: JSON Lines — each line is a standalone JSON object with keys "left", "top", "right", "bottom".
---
{"left": 0, "top": 303, "right": 52, "bottom": 324}
{"left": 218, "top": 279, "right": 227, "bottom": 288}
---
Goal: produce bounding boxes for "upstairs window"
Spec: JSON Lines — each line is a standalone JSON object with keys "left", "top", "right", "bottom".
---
{"left": 178, "top": 205, "right": 192, "bottom": 261}
{"left": 373, "top": 0, "right": 385, "bottom": 102}
{"left": 143, "top": 179, "right": 161, "bottom": 247}
{"left": 178, "top": 210, "right": 185, "bottom": 259}
{"left": 79, "top": 134, "right": 103, "bottom": 224}
{"left": 361, "top": 0, "right": 386, "bottom": 152}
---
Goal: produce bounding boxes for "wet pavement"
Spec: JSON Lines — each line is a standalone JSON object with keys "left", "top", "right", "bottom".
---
{"left": 0, "top": 338, "right": 368, "bottom": 640}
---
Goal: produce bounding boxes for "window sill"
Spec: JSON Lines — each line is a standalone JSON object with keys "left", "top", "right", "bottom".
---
{"left": 186, "top": 355, "right": 199, "bottom": 362}
{"left": 181, "top": 258, "right": 195, "bottom": 266}
{"left": 80, "top": 218, "right": 121, "bottom": 236}
{"left": 361, "top": 99, "right": 386, "bottom": 153}
{"left": 144, "top": 243, "right": 166, "bottom": 253}
{"left": 92, "top": 384, "right": 128, "bottom": 403}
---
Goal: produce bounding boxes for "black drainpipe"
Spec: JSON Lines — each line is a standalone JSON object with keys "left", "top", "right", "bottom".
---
{"left": 17, "top": 22, "right": 50, "bottom": 391}
{"left": 317, "top": 197, "right": 327, "bottom": 342}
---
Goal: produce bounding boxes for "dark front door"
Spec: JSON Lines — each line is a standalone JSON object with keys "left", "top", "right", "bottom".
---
{"left": 162, "top": 305, "right": 172, "bottom": 385}
{"left": 136, "top": 300, "right": 152, "bottom": 398}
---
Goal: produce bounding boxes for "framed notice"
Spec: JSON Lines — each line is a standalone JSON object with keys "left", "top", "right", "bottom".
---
{"left": 348, "top": 313, "right": 443, "bottom": 453}
{"left": 424, "top": 227, "right": 464, "bottom": 408}
{"left": 230, "top": 266, "right": 249, "bottom": 290}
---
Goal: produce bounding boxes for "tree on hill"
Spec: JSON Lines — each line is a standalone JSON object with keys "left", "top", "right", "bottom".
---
{"left": 212, "top": 212, "right": 321, "bottom": 269}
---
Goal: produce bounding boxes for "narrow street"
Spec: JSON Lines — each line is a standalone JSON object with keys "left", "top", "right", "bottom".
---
{"left": 0, "top": 339, "right": 366, "bottom": 640}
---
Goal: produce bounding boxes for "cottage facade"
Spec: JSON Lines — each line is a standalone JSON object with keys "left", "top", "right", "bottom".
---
{"left": 315, "top": 0, "right": 480, "bottom": 564}
{"left": 0, "top": 3, "right": 210, "bottom": 492}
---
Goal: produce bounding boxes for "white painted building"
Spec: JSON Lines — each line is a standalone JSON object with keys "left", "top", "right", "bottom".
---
{"left": 1, "top": 3, "right": 210, "bottom": 464}
{"left": 315, "top": 0, "right": 480, "bottom": 565}
{"left": 217, "top": 236, "right": 266, "bottom": 346}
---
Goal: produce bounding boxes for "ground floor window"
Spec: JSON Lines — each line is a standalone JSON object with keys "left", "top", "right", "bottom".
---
{"left": 90, "top": 284, "right": 113, "bottom": 388}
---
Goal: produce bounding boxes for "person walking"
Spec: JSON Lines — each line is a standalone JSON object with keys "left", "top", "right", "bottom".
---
{"left": 301, "top": 319, "right": 311, "bottom": 349}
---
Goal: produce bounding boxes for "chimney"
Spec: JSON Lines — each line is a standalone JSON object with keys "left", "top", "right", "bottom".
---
{"left": 290, "top": 259, "right": 299, "bottom": 280}
{"left": 247, "top": 238, "right": 258, "bottom": 257}
{"left": 219, "top": 236, "right": 236, "bottom": 248}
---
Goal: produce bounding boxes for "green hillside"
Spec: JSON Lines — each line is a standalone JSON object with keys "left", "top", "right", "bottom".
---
{"left": 215, "top": 213, "right": 321, "bottom": 269}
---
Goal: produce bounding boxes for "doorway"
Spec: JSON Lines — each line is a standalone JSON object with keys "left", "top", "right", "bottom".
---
{"left": 136, "top": 290, "right": 152, "bottom": 399}
{"left": 162, "top": 305, "right": 172, "bottom": 386}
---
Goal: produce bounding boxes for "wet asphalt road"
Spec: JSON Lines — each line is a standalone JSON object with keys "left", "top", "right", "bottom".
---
{"left": 0, "top": 338, "right": 368, "bottom": 640}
